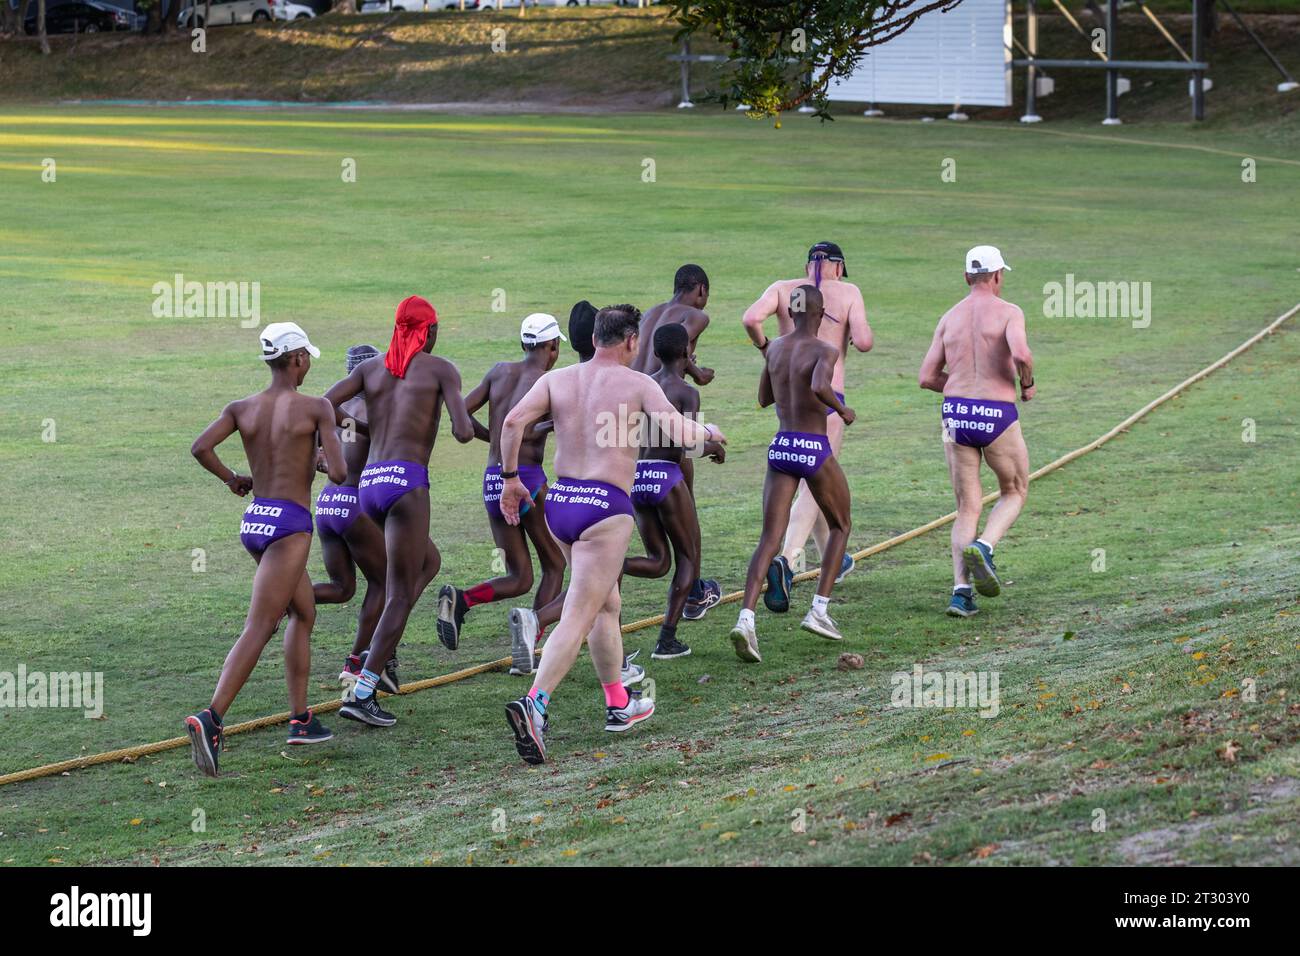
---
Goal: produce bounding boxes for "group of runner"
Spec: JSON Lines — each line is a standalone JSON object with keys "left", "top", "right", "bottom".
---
{"left": 184, "top": 242, "right": 1034, "bottom": 774}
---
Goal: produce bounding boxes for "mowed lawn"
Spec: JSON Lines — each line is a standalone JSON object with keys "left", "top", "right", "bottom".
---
{"left": 0, "top": 107, "right": 1297, "bottom": 866}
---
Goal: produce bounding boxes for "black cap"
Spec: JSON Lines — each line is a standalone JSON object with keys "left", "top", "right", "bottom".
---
{"left": 808, "top": 241, "right": 847, "bottom": 276}
{"left": 346, "top": 344, "right": 380, "bottom": 373}
{"left": 568, "top": 300, "right": 598, "bottom": 358}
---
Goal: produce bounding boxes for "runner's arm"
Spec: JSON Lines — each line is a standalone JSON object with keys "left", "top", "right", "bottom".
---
{"left": 814, "top": 345, "right": 852, "bottom": 421}
{"left": 191, "top": 403, "right": 251, "bottom": 494}
{"left": 1005, "top": 307, "right": 1035, "bottom": 399}
{"left": 439, "top": 363, "right": 477, "bottom": 444}
{"left": 758, "top": 359, "right": 775, "bottom": 408}
{"left": 316, "top": 398, "right": 348, "bottom": 485}
{"left": 742, "top": 283, "right": 781, "bottom": 350}
{"left": 918, "top": 319, "right": 948, "bottom": 393}
{"left": 685, "top": 310, "right": 715, "bottom": 385}
{"left": 500, "top": 375, "right": 552, "bottom": 474}
{"left": 846, "top": 284, "right": 873, "bottom": 353}
{"left": 324, "top": 367, "right": 368, "bottom": 431}
{"left": 464, "top": 367, "right": 494, "bottom": 442}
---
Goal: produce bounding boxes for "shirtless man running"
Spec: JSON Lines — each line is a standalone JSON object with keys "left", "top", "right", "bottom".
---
{"left": 434, "top": 313, "right": 566, "bottom": 655}
{"left": 624, "top": 323, "right": 726, "bottom": 660}
{"left": 324, "top": 295, "right": 475, "bottom": 727}
{"left": 633, "top": 264, "right": 722, "bottom": 620}
{"left": 313, "top": 345, "right": 400, "bottom": 696}
{"left": 498, "top": 305, "right": 724, "bottom": 764}
{"left": 742, "top": 242, "right": 872, "bottom": 612}
{"left": 918, "top": 246, "right": 1034, "bottom": 617}
{"left": 185, "top": 322, "right": 346, "bottom": 777}
{"left": 731, "top": 286, "right": 855, "bottom": 663}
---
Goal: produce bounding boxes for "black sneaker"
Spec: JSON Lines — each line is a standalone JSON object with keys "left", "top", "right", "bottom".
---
{"left": 652, "top": 635, "right": 692, "bottom": 659}
{"left": 340, "top": 692, "right": 397, "bottom": 727}
{"left": 184, "top": 708, "right": 223, "bottom": 778}
{"left": 505, "top": 696, "right": 547, "bottom": 765}
{"left": 286, "top": 710, "right": 333, "bottom": 745}
{"left": 436, "top": 584, "right": 469, "bottom": 651}
{"left": 358, "top": 650, "right": 401, "bottom": 695}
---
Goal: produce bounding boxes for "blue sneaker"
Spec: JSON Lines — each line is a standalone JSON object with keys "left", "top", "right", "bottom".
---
{"left": 834, "top": 553, "right": 856, "bottom": 584}
{"left": 962, "top": 541, "right": 1001, "bottom": 597}
{"left": 763, "top": 556, "right": 794, "bottom": 613}
{"left": 682, "top": 579, "right": 722, "bottom": 621}
{"left": 946, "top": 588, "right": 979, "bottom": 618}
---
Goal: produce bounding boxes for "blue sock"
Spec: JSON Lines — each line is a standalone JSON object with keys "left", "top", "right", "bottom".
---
{"left": 528, "top": 687, "right": 549, "bottom": 716}
{"left": 356, "top": 668, "right": 380, "bottom": 700}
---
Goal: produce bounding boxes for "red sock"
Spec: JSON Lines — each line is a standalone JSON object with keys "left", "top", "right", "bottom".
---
{"left": 464, "top": 583, "right": 495, "bottom": 608}
{"left": 603, "top": 681, "right": 629, "bottom": 709}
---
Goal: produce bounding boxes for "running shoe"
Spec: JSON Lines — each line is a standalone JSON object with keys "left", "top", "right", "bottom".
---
{"left": 946, "top": 588, "right": 979, "bottom": 618}
{"left": 339, "top": 692, "right": 397, "bottom": 728}
{"left": 962, "top": 541, "right": 1001, "bottom": 597}
{"left": 730, "top": 617, "right": 762, "bottom": 663}
{"left": 651, "top": 635, "right": 692, "bottom": 659}
{"left": 621, "top": 650, "right": 645, "bottom": 686}
{"left": 358, "top": 650, "right": 401, "bottom": 695}
{"left": 605, "top": 688, "right": 655, "bottom": 732}
{"left": 436, "top": 584, "right": 469, "bottom": 650}
{"left": 339, "top": 654, "right": 363, "bottom": 691}
{"left": 505, "top": 696, "right": 547, "bottom": 765}
{"left": 682, "top": 579, "right": 723, "bottom": 621}
{"left": 801, "top": 605, "right": 843, "bottom": 641}
{"left": 286, "top": 710, "right": 333, "bottom": 745}
{"left": 509, "top": 607, "right": 540, "bottom": 675}
{"left": 763, "top": 556, "right": 794, "bottom": 613}
{"left": 184, "top": 708, "right": 223, "bottom": 778}
{"left": 835, "top": 553, "right": 857, "bottom": 584}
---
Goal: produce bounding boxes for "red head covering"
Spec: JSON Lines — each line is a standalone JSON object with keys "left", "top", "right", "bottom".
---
{"left": 384, "top": 295, "right": 438, "bottom": 378}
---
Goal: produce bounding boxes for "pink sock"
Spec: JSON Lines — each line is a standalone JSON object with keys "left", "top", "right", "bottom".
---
{"left": 603, "top": 681, "right": 629, "bottom": 709}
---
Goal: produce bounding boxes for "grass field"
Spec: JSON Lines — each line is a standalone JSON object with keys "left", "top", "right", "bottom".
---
{"left": 1, "top": 106, "right": 1298, "bottom": 866}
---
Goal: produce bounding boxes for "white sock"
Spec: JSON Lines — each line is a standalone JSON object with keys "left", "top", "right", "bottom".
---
{"left": 954, "top": 584, "right": 972, "bottom": 594}
{"left": 738, "top": 608, "right": 755, "bottom": 628}
{"left": 976, "top": 538, "right": 993, "bottom": 552}
{"left": 812, "top": 594, "right": 830, "bottom": 614}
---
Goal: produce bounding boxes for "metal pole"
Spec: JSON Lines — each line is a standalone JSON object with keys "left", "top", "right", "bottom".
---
{"left": 1191, "top": 0, "right": 1205, "bottom": 119}
{"left": 1103, "top": 0, "right": 1120, "bottom": 124}
{"left": 678, "top": 39, "right": 694, "bottom": 108}
{"left": 1220, "top": 0, "right": 1297, "bottom": 88}
{"left": 1022, "top": 0, "right": 1042, "bottom": 122}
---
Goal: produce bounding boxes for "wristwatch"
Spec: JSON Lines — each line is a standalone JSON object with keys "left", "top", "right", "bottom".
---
{"left": 501, "top": 469, "right": 519, "bottom": 480}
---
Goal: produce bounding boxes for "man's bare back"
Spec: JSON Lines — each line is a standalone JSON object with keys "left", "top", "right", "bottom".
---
{"left": 763, "top": 331, "right": 852, "bottom": 435}
{"left": 930, "top": 295, "right": 1026, "bottom": 403}
{"left": 349, "top": 351, "right": 467, "bottom": 464}
{"left": 226, "top": 389, "right": 339, "bottom": 508}
{"left": 745, "top": 277, "right": 872, "bottom": 390}
{"left": 479, "top": 361, "right": 550, "bottom": 467}
{"left": 635, "top": 301, "right": 710, "bottom": 378}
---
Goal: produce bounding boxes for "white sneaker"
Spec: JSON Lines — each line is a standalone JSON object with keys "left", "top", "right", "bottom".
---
{"left": 730, "top": 617, "right": 762, "bottom": 663}
{"left": 508, "top": 607, "right": 540, "bottom": 675}
{"left": 605, "top": 689, "right": 655, "bottom": 732}
{"left": 620, "top": 649, "right": 645, "bottom": 687}
{"left": 801, "top": 606, "right": 843, "bottom": 641}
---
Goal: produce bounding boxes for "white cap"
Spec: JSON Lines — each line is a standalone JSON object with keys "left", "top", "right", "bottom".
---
{"left": 520, "top": 312, "right": 567, "bottom": 345}
{"left": 259, "top": 322, "right": 320, "bottom": 361}
{"left": 965, "top": 245, "right": 1011, "bottom": 274}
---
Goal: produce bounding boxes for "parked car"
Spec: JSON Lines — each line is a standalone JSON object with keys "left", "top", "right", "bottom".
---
{"left": 24, "top": 0, "right": 134, "bottom": 33}
{"left": 177, "top": 0, "right": 273, "bottom": 28}
{"left": 269, "top": 0, "right": 314, "bottom": 17}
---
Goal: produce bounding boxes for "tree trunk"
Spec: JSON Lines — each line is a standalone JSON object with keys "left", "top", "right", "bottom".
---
{"left": 37, "top": 0, "right": 49, "bottom": 53}
{"left": 160, "top": 0, "right": 174, "bottom": 33}
{"left": 332, "top": 0, "right": 357, "bottom": 12}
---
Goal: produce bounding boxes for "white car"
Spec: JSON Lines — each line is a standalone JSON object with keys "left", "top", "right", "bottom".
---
{"left": 178, "top": 0, "right": 273, "bottom": 27}
{"left": 270, "top": 0, "right": 315, "bottom": 17}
